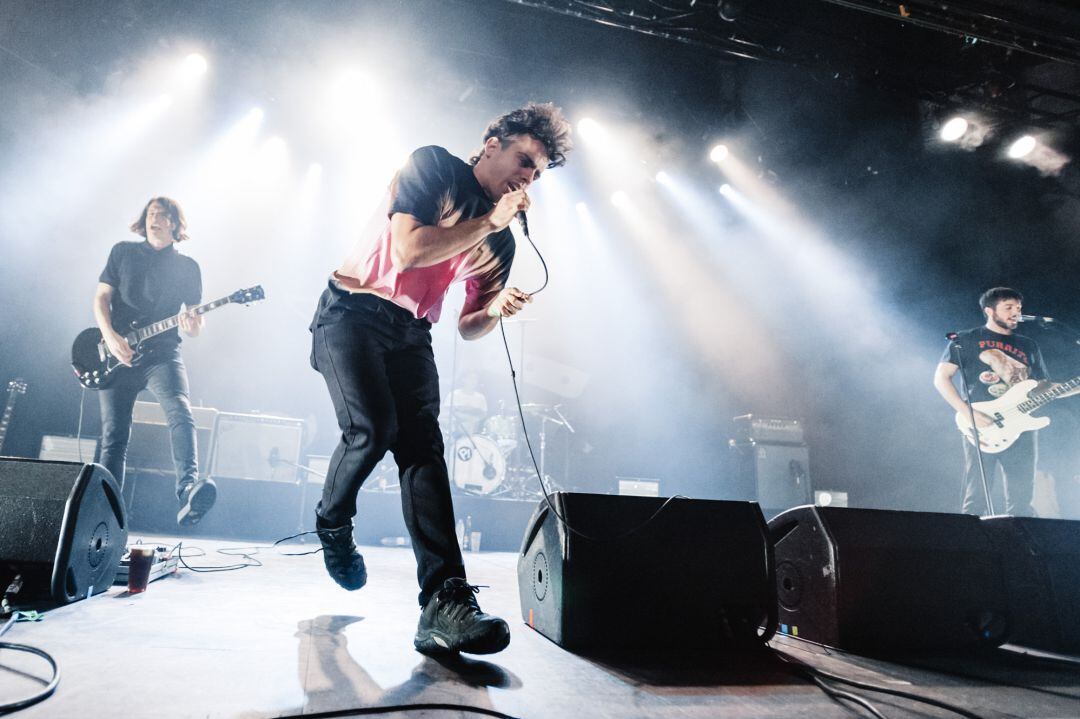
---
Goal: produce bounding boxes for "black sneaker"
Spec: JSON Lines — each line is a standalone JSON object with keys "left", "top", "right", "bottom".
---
{"left": 414, "top": 578, "right": 510, "bottom": 655}
{"left": 316, "top": 522, "right": 367, "bottom": 591}
{"left": 177, "top": 478, "right": 217, "bottom": 527}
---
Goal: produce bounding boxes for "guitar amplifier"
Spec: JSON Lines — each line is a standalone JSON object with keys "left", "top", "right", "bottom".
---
{"left": 730, "top": 441, "right": 812, "bottom": 516}
{"left": 126, "top": 400, "right": 216, "bottom": 474}
{"left": 733, "top": 414, "right": 804, "bottom": 445}
{"left": 209, "top": 412, "right": 304, "bottom": 483}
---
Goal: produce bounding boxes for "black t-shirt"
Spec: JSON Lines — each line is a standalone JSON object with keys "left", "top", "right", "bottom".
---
{"left": 940, "top": 326, "right": 1048, "bottom": 402}
{"left": 99, "top": 240, "right": 202, "bottom": 349}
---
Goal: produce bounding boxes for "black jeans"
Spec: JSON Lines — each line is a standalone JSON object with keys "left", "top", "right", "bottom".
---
{"left": 98, "top": 347, "right": 199, "bottom": 497}
{"left": 961, "top": 430, "right": 1037, "bottom": 516}
{"left": 310, "top": 289, "right": 464, "bottom": 606}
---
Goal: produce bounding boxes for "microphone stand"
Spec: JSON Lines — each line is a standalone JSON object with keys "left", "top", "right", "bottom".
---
{"left": 949, "top": 334, "right": 995, "bottom": 516}
{"left": 269, "top": 449, "right": 327, "bottom": 542}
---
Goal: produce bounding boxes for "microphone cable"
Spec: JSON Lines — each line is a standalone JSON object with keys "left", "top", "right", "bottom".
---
{"left": 497, "top": 215, "right": 686, "bottom": 543}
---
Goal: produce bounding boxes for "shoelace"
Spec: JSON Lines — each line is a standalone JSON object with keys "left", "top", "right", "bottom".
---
{"left": 438, "top": 582, "right": 488, "bottom": 621}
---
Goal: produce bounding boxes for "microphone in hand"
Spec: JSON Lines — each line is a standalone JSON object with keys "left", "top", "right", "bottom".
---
{"left": 516, "top": 210, "right": 529, "bottom": 237}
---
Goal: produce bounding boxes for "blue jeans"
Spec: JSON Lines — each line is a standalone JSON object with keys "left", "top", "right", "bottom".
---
{"left": 98, "top": 346, "right": 199, "bottom": 498}
{"left": 310, "top": 287, "right": 465, "bottom": 606}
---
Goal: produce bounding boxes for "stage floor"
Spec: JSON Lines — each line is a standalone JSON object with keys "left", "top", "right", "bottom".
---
{"left": 3, "top": 535, "right": 1079, "bottom": 719}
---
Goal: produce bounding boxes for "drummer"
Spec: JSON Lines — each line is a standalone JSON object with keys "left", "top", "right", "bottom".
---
{"left": 444, "top": 371, "right": 488, "bottom": 435}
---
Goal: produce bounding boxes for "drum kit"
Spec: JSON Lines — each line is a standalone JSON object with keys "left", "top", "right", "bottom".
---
{"left": 446, "top": 402, "right": 574, "bottom": 498}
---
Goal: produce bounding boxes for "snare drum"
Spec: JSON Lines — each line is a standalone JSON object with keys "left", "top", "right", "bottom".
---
{"left": 451, "top": 435, "right": 506, "bottom": 495}
{"left": 482, "top": 414, "right": 518, "bottom": 453}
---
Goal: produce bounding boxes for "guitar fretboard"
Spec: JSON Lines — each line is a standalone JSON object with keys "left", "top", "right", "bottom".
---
{"left": 128, "top": 297, "right": 233, "bottom": 344}
{"left": 1017, "top": 375, "right": 1080, "bottom": 413}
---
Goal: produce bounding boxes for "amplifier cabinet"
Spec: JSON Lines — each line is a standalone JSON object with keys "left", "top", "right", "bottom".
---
{"left": 127, "top": 401, "right": 216, "bottom": 473}
{"left": 209, "top": 412, "right": 304, "bottom": 483}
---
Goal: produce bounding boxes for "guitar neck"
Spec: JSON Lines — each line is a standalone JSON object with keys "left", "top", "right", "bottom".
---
{"left": 1018, "top": 375, "right": 1080, "bottom": 413}
{"left": 127, "top": 296, "right": 234, "bottom": 344}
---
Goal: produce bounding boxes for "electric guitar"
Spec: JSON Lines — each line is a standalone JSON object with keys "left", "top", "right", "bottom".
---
{"left": 71, "top": 285, "right": 265, "bottom": 389}
{"left": 0, "top": 379, "right": 28, "bottom": 454}
{"left": 954, "top": 375, "right": 1080, "bottom": 453}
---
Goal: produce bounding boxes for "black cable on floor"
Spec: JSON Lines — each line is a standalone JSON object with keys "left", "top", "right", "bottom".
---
{"left": 807, "top": 673, "right": 889, "bottom": 719}
{"left": 271, "top": 703, "right": 520, "bottom": 719}
{"left": 0, "top": 616, "right": 61, "bottom": 714}
{"left": 774, "top": 648, "right": 987, "bottom": 719}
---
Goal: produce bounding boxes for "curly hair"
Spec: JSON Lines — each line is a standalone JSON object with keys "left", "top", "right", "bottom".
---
{"left": 130, "top": 196, "right": 189, "bottom": 242}
{"left": 469, "top": 102, "right": 573, "bottom": 169}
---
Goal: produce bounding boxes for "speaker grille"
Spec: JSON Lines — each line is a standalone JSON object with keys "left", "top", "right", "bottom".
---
{"left": 532, "top": 551, "right": 548, "bottom": 602}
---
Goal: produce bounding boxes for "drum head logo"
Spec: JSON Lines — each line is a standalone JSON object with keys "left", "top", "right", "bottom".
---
{"left": 456, "top": 446, "right": 474, "bottom": 461}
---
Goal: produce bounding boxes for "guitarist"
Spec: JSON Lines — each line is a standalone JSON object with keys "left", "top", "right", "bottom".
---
{"left": 933, "top": 287, "right": 1048, "bottom": 516}
{"left": 93, "top": 197, "right": 217, "bottom": 526}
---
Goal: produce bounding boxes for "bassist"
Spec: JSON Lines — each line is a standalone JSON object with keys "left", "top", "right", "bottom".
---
{"left": 93, "top": 197, "right": 217, "bottom": 526}
{"left": 933, "top": 287, "right": 1047, "bottom": 516}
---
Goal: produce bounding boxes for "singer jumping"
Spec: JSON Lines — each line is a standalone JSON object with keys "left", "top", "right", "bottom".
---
{"left": 933, "top": 287, "right": 1047, "bottom": 516}
{"left": 308, "top": 102, "right": 572, "bottom": 655}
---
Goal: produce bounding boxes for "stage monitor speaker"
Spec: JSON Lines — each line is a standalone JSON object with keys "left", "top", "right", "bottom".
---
{"left": 982, "top": 516, "right": 1080, "bottom": 653}
{"left": 518, "top": 492, "right": 776, "bottom": 651}
{"left": 769, "top": 506, "right": 1009, "bottom": 651}
{"left": 0, "top": 458, "right": 127, "bottom": 606}
{"left": 730, "top": 442, "right": 812, "bottom": 515}
{"left": 209, "top": 412, "right": 304, "bottom": 483}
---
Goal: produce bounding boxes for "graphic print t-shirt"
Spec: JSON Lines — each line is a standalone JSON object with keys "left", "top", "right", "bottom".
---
{"left": 98, "top": 240, "right": 202, "bottom": 350}
{"left": 940, "top": 327, "right": 1048, "bottom": 403}
{"left": 330, "top": 145, "right": 515, "bottom": 323}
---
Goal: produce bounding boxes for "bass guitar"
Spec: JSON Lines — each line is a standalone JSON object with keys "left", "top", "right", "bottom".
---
{"left": 71, "top": 285, "right": 265, "bottom": 389}
{"left": 0, "top": 378, "right": 27, "bottom": 454}
{"left": 955, "top": 375, "right": 1080, "bottom": 453}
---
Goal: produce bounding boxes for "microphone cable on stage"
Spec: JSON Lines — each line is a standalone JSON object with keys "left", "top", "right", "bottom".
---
{"left": 0, "top": 610, "right": 61, "bottom": 714}
{"left": 772, "top": 647, "right": 989, "bottom": 719}
{"left": 272, "top": 703, "right": 521, "bottom": 719}
{"left": 497, "top": 214, "right": 687, "bottom": 543}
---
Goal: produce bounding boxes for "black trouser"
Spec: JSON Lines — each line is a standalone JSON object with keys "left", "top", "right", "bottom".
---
{"left": 310, "top": 290, "right": 464, "bottom": 606}
{"left": 961, "top": 430, "right": 1037, "bottom": 516}
{"left": 98, "top": 347, "right": 199, "bottom": 497}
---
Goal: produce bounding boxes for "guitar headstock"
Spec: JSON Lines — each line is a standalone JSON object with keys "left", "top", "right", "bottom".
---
{"left": 229, "top": 285, "right": 266, "bottom": 305}
{"left": 6, "top": 379, "right": 27, "bottom": 396}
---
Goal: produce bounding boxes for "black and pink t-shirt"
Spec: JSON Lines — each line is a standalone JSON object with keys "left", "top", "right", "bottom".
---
{"left": 940, "top": 327, "right": 1048, "bottom": 402}
{"left": 332, "top": 145, "right": 515, "bottom": 323}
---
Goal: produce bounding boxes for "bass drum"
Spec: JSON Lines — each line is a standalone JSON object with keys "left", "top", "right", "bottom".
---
{"left": 482, "top": 414, "right": 519, "bottom": 453}
{"left": 451, "top": 435, "right": 506, "bottom": 495}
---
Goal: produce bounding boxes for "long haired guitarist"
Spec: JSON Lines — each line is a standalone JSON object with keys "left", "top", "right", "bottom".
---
{"left": 933, "top": 287, "right": 1048, "bottom": 516}
{"left": 93, "top": 196, "right": 217, "bottom": 526}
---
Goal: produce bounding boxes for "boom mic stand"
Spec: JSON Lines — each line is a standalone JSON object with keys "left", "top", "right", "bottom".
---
{"left": 947, "top": 333, "right": 995, "bottom": 516}
{"left": 269, "top": 447, "right": 326, "bottom": 543}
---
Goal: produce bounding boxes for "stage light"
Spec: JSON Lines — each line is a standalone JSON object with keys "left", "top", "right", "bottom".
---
{"left": 655, "top": 171, "right": 672, "bottom": 186}
{"left": 328, "top": 68, "right": 380, "bottom": 120}
{"left": 180, "top": 53, "right": 208, "bottom": 79}
{"left": 709, "top": 144, "right": 729, "bottom": 163}
{"left": 940, "top": 116, "right": 968, "bottom": 142}
{"left": 1007, "top": 135, "right": 1037, "bottom": 159}
{"left": 719, "top": 183, "right": 732, "bottom": 196}
{"left": 578, "top": 118, "right": 606, "bottom": 144}
{"left": 611, "top": 190, "right": 630, "bottom": 209}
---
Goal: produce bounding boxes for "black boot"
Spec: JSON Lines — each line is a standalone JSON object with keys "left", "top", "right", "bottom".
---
{"left": 414, "top": 578, "right": 510, "bottom": 655}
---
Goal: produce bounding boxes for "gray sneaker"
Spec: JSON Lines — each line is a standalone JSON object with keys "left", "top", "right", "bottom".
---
{"left": 177, "top": 479, "right": 217, "bottom": 527}
{"left": 414, "top": 578, "right": 510, "bottom": 655}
